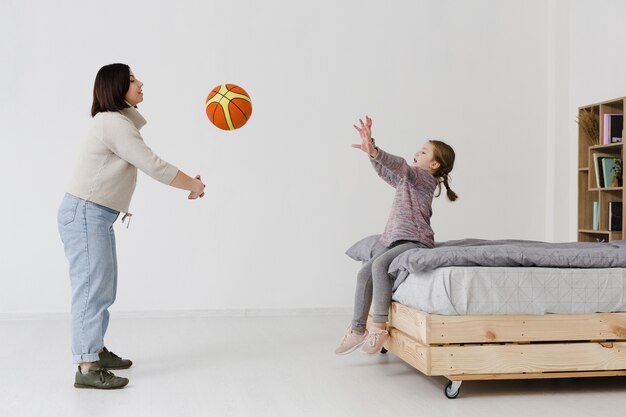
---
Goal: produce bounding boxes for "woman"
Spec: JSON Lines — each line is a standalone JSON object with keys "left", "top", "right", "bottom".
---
{"left": 58, "top": 63, "right": 205, "bottom": 389}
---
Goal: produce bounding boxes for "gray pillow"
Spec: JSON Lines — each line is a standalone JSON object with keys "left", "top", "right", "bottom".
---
{"left": 345, "top": 234, "right": 388, "bottom": 262}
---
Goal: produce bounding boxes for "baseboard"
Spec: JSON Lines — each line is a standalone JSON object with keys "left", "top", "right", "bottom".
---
{"left": 0, "top": 307, "right": 352, "bottom": 321}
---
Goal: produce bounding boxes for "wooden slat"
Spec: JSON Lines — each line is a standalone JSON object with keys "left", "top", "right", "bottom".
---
{"left": 429, "top": 341, "right": 626, "bottom": 376}
{"left": 389, "top": 303, "right": 626, "bottom": 344}
{"left": 429, "top": 312, "right": 626, "bottom": 344}
{"left": 446, "top": 370, "right": 626, "bottom": 381}
{"left": 388, "top": 302, "right": 429, "bottom": 345}
{"left": 385, "top": 328, "right": 430, "bottom": 375}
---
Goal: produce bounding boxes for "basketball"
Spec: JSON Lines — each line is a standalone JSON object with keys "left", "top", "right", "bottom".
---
{"left": 205, "top": 84, "right": 252, "bottom": 130}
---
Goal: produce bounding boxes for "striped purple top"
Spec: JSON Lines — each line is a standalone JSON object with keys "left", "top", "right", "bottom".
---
{"left": 371, "top": 148, "right": 437, "bottom": 248}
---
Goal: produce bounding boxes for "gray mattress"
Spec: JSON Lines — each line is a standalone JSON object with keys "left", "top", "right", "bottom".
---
{"left": 392, "top": 266, "right": 626, "bottom": 315}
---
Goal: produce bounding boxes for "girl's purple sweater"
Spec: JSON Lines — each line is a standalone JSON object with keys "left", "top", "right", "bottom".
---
{"left": 370, "top": 148, "right": 437, "bottom": 248}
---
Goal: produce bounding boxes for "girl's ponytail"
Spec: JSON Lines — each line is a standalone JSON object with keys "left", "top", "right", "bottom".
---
{"left": 442, "top": 173, "right": 458, "bottom": 202}
{"left": 429, "top": 140, "right": 458, "bottom": 202}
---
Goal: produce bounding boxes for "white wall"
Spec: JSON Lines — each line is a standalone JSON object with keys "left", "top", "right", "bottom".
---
{"left": 560, "top": 0, "right": 626, "bottom": 241}
{"left": 545, "top": 0, "right": 570, "bottom": 243}
{"left": 1, "top": 0, "right": 552, "bottom": 314}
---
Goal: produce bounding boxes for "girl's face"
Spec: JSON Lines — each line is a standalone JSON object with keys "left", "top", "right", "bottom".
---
{"left": 412, "top": 142, "right": 440, "bottom": 173}
{"left": 124, "top": 70, "right": 144, "bottom": 106}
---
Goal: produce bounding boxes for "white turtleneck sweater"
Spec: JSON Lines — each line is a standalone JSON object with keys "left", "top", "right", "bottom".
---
{"left": 67, "top": 107, "right": 179, "bottom": 213}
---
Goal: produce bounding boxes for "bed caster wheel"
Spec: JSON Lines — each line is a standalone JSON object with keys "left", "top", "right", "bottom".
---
{"left": 444, "top": 381, "right": 461, "bottom": 399}
{"left": 380, "top": 347, "right": 388, "bottom": 354}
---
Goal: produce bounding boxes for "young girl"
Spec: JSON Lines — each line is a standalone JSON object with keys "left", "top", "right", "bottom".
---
{"left": 336, "top": 115, "right": 457, "bottom": 355}
{"left": 58, "top": 63, "right": 206, "bottom": 389}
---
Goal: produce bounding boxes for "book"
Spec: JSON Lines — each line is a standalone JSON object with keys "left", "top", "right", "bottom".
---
{"left": 609, "top": 202, "right": 623, "bottom": 231}
{"left": 603, "top": 114, "right": 623, "bottom": 144}
{"left": 592, "top": 152, "right": 613, "bottom": 188}
{"left": 610, "top": 114, "right": 623, "bottom": 143}
{"left": 593, "top": 200, "right": 599, "bottom": 230}
{"left": 601, "top": 157, "right": 620, "bottom": 188}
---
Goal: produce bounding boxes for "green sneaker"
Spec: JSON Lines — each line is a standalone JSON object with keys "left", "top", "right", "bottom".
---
{"left": 97, "top": 347, "right": 133, "bottom": 370}
{"left": 74, "top": 364, "right": 129, "bottom": 389}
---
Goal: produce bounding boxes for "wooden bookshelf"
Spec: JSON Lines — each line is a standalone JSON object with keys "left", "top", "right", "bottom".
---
{"left": 578, "top": 97, "right": 624, "bottom": 242}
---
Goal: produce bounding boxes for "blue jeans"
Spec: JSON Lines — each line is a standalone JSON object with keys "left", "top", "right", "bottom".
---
{"left": 57, "top": 194, "right": 119, "bottom": 363}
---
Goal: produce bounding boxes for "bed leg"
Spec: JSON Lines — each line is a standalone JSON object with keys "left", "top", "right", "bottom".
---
{"left": 444, "top": 380, "right": 462, "bottom": 399}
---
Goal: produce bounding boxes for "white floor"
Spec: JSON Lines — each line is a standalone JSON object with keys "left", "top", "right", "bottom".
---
{"left": 1, "top": 313, "right": 626, "bottom": 417}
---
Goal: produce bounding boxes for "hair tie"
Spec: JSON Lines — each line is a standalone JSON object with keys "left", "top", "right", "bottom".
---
{"left": 443, "top": 174, "right": 451, "bottom": 190}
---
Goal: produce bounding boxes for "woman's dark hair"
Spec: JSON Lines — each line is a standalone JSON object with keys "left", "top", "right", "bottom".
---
{"left": 91, "top": 63, "right": 131, "bottom": 117}
{"left": 429, "top": 140, "right": 459, "bottom": 201}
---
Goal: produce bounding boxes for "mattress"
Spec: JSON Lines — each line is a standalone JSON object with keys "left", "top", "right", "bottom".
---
{"left": 392, "top": 266, "right": 626, "bottom": 315}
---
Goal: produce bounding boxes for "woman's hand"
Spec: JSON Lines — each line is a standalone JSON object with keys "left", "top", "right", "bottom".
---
{"left": 188, "top": 175, "right": 206, "bottom": 199}
{"left": 169, "top": 170, "right": 206, "bottom": 199}
{"left": 352, "top": 115, "right": 378, "bottom": 157}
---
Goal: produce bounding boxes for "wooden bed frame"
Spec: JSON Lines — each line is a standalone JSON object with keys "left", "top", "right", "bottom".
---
{"left": 382, "top": 302, "right": 626, "bottom": 398}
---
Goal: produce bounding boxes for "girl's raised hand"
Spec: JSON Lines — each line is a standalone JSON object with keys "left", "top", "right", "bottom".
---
{"left": 352, "top": 115, "right": 377, "bottom": 157}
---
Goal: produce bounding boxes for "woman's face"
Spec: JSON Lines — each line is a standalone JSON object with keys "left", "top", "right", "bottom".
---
{"left": 124, "top": 70, "right": 144, "bottom": 106}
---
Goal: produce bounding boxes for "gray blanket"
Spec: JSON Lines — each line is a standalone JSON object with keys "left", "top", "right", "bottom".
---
{"left": 392, "top": 238, "right": 626, "bottom": 273}
{"left": 346, "top": 235, "right": 626, "bottom": 291}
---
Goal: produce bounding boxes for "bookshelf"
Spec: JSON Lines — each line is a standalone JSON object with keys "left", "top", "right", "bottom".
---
{"left": 578, "top": 97, "right": 624, "bottom": 242}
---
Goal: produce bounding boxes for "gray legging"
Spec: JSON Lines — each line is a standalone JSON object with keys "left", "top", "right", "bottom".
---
{"left": 351, "top": 241, "right": 423, "bottom": 333}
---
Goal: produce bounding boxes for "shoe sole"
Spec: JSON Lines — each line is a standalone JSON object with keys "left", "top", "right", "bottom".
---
{"left": 74, "top": 381, "right": 129, "bottom": 390}
{"left": 100, "top": 364, "right": 132, "bottom": 370}
{"left": 334, "top": 340, "right": 367, "bottom": 355}
{"left": 361, "top": 340, "right": 388, "bottom": 355}
{"left": 361, "top": 347, "right": 383, "bottom": 355}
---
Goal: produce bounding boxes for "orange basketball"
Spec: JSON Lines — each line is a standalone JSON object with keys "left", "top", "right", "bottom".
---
{"left": 205, "top": 84, "right": 252, "bottom": 130}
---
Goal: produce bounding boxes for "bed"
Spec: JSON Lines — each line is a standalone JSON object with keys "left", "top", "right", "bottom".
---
{"left": 347, "top": 236, "right": 626, "bottom": 398}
